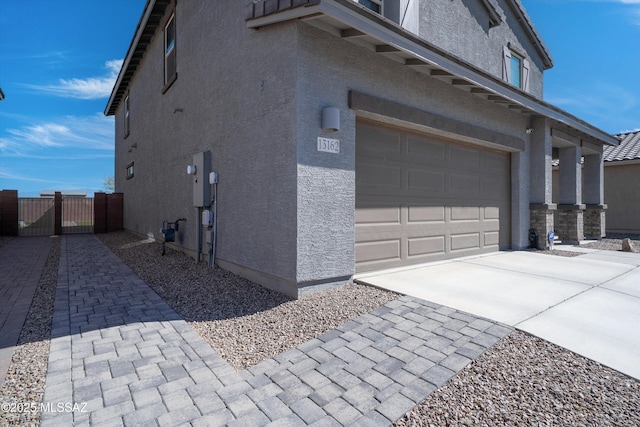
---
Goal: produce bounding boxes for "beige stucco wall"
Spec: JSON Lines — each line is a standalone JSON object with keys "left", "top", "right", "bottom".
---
{"left": 604, "top": 163, "right": 640, "bottom": 234}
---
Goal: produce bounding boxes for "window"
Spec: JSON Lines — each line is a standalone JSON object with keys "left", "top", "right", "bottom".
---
{"left": 164, "top": 13, "right": 177, "bottom": 87}
{"left": 126, "top": 162, "right": 134, "bottom": 180}
{"left": 510, "top": 53, "right": 522, "bottom": 89}
{"left": 124, "top": 95, "right": 130, "bottom": 138}
{"left": 502, "top": 46, "right": 530, "bottom": 92}
{"left": 354, "top": 0, "right": 382, "bottom": 14}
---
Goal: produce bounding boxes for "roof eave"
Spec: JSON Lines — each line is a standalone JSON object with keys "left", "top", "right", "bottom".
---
{"left": 105, "top": 0, "right": 171, "bottom": 116}
{"left": 507, "top": 0, "right": 553, "bottom": 70}
{"left": 247, "top": 0, "right": 613, "bottom": 146}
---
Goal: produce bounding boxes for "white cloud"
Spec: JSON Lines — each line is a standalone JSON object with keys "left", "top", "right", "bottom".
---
{"left": 0, "top": 114, "right": 114, "bottom": 155}
{"left": 547, "top": 82, "right": 638, "bottom": 133}
{"left": 26, "top": 59, "right": 122, "bottom": 99}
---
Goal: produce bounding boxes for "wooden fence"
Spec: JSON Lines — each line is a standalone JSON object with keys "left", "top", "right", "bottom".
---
{"left": 0, "top": 190, "right": 123, "bottom": 236}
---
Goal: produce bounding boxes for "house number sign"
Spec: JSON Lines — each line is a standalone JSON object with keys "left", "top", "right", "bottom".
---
{"left": 317, "top": 137, "right": 340, "bottom": 154}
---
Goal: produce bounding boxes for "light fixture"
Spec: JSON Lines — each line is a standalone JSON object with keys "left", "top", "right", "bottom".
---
{"left": 322, "top": 107, "right": 340, "bottom": 132}
{"left": 525, "top": 128, "right": 534, "bottom": 134}
{"left": 187, "top": 164, "right": 197, "bottom": 175}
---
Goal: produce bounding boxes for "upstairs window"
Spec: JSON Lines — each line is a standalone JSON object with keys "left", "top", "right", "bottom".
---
{"left": 124, "top": 95, "right": 130, "bottom": 138}
{"left": 164, "top": 14, "right": 177, "bottom": 88}
{"left": 503, "top": 46, "right": 530, "bottom": 92}
{"left": 355, "top": 0, "right": 382, "bottom": 14}
{"left": 510, "top": 53, "right": 522, "bottom": 89}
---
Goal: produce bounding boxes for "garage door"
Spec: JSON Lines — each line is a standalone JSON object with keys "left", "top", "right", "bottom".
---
{"left": 356, "top": 120, "right": 511, "bottom": 273}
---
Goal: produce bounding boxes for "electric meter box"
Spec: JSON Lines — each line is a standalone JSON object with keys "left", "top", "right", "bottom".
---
{"left": 192, "top": 151, "right": 211, "bottom": 207}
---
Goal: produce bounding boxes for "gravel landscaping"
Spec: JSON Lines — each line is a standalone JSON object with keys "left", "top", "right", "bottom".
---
{"left": 0, "top": 237, "right": 60, "bottom": 427}
{"left": 2, "top": 232, "right": 638, "bottom": 426}
{"left": 98, "top": 232, "right": 398, "bottom": 370}
{"left": 582, "top": 234, "right": 640, "bottom": 253}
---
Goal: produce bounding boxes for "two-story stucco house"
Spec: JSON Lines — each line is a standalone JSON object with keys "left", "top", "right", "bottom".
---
{"left": 105, "top": 0, "right": 617, "bottom": 298}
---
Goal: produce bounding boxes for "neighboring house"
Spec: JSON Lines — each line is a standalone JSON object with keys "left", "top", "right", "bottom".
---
{"left": 105, "top": 0, "right": 617, "bottom": 297}
{"left": 604, "top": 131, "right": 640, "bottom": 234}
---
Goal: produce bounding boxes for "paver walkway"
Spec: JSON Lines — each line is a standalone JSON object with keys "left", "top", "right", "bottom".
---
{"left": 41, "top": 235, "right": 512, "bottom": 426}
{"left": 0, "top": 236, "right": 52, "bottom": 388}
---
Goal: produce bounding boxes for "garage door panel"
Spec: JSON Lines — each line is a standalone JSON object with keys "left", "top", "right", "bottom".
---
{"left": 451, "top": 146, "right": 480, "bottom": 168}
{"left": 356, "top": 239, "right": 401, "bottom": 264}
{"left": 482, "top": 150, "right": 510, "bottom": 172}
{"left": 407, "top": 136, "right": 446, "bottom": 162}
{"left": 484, "top": 206, "right": 500, "bottom": 219}
{"left": 450, "top": 173, "right": 481, "bottom": 193}
{"left": 356, "top": 121, "right": 511, "bottom": 273}
{"left": 407, "top": 169, "right": 446, "bottom": 192}
{"left": 355, "top": 206, "right": 400, "bottom": 224}
{"left": 407, "top": 206, "right": 445, "bottom": 223}
{"left": 450, "top": 233, "right": 480, "bottom": 251}
{"left": 484, "top": 231, "right": 500, "bottom": 246}
{"left": 357, "top": 164, "right": 402, "bottom": 189}
{"left": 408, "top": 236, "right": 445, "bottom": 257}
{"left": 450, "top": 206, "right": 480, "bottom": 221}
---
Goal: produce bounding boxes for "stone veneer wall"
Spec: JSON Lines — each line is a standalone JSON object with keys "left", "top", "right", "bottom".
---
{"left": 530, "top": 204, "right": 556, "bottom": 249}
{"left": 556, "top": 205, "right": 585, "bottom": 244}
{"left": 584, "top": 205, "right": 606, "bottom": 239}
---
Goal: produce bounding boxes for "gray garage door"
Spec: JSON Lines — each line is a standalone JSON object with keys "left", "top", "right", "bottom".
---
{"left": 356, "top": 120, "right": 511, "bottom": 273}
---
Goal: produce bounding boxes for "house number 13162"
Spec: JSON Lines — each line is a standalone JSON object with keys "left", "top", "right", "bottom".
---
{"left": 317, "top": 137, "right": 340, "bottom": 154}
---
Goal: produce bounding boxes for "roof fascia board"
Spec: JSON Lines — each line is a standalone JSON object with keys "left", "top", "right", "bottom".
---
{"left": 479, "top": 0, "right": 502, "bottom": 28}
{"left": 246, "top": 4, "right": 322, "bottom": 28}
{"left": 505, "top": 0, "right": 553, "bottom": 69}
{"left": 604, "top": 159, "right": 640, "bottom": 166}
{"left": 311, "top": 0, "right": 614, "bottom": 145}
{"left": 105, "top": 0, "right": 158, "bottom": 116}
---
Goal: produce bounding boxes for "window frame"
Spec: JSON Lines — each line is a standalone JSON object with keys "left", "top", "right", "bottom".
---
{"left": 510, "top": 52, "right": 523, "bottom": 89}
{"left": 124, "top": 95, "right": 130, "bottom": 138}
{"left": 126, "top": 162, "right": 135, "bottom": 180}
{"left": 355, "top": 0, "right": 382, "bottom": 14}
{"left": 163, "top": 13, "right": 177, "bottom": 91}
{"left": 503, "top": 45, "right": 530, "bottom": 92}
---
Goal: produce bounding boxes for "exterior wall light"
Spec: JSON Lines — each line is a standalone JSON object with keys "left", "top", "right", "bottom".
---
{"left": 322, "top": 107, "right": 340, "bottom": 132}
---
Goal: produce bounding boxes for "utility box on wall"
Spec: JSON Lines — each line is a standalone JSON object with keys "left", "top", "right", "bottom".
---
{"left": 190, "top": 151, "right": 211, "bottom": 207}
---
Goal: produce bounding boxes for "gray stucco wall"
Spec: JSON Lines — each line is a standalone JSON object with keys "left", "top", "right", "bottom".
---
{"left": 115, "top": 0, "right": 301, "bottom": 295}
{"left": 409, "top": 0, "right": 545, "bottom": 98}
{"left": 114, "top": 0, "right": 544, "bottom": 296}
{"left": 294, "top": 21, "right": 531, "bottom": 282}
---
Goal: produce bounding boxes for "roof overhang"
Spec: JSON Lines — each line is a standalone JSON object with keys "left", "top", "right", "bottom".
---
{"left": 105, "top": 0, "right": 171, "bottom": 116}
{"left": 246, "top": 0, "right": 616, "bottom": 147}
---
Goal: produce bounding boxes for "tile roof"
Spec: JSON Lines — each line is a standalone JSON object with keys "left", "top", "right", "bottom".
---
{"left": 605, "top": 131, "right": 640, "bottom": 162}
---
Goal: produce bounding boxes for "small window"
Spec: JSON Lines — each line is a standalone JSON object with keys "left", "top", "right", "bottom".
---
{"left": 503, "top": 46, "right": 530, "bottom": 92}
{"left": 510, "top": 53, "right": 522, "bottom": 89}
{"left": 124, "top": 95, "right": 130, "bottom": 138}
{"left": 126, "top": 162, "right": 134, "bottom": 180}
{"left": 164, "top": 14, "right": 177, "bottom": 87}
{"left": 354, "top": 0, "right": 382, "bottom": 14}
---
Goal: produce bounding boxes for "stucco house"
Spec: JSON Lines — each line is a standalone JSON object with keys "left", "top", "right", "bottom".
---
{"left": 604, "top": 131, "right": 640, "bottom": 234}
{"left": 105, "top": 0, "right": 617, "bottom": 297}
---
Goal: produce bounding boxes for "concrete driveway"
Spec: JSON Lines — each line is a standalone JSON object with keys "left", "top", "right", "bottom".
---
{"left": 356, "top": 248, "right": 640, "bottom": 380}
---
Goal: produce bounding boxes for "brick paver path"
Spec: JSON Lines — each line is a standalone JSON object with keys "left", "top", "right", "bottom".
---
{"left": 41, "top": 235, "right": 512, "bottom": 426}
{"left": 0, "top": 236, "right": 52, "bottom": 388}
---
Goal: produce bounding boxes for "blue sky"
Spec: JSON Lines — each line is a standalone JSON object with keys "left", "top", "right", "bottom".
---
{"left": 1, "top": 0, "right": 639, "bottom": 197}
